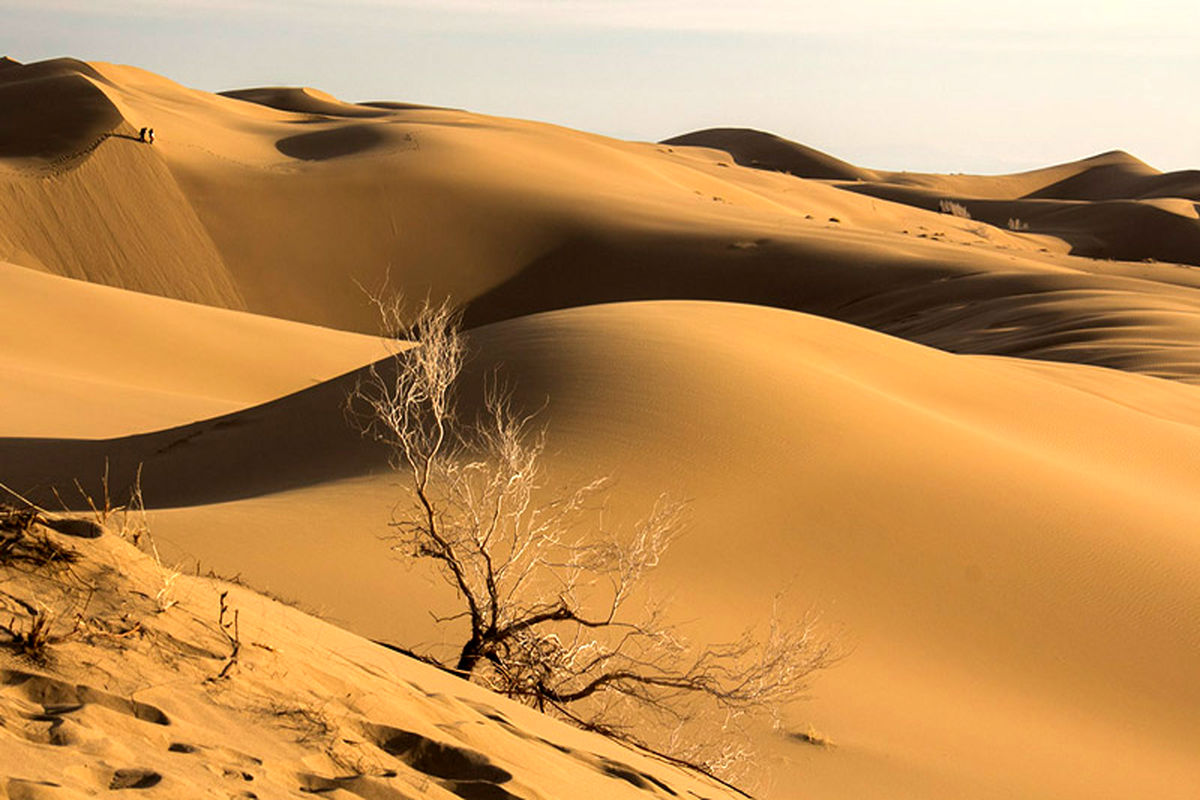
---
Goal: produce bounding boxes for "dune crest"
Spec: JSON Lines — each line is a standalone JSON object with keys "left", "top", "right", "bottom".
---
{"left": 0, "top": 58, "right": 125, "bottom": 164}
{"left": 663, "top": 127, "right": 878, "bottom": 181}
{"left": 221, "top": 85, "right": 392, "bottom": 118}
{"left": 0, "top": 58, "right": 1195, "bottom": 387}
{"left": 670, "top": 127, "right": 1200, "bottom": 267}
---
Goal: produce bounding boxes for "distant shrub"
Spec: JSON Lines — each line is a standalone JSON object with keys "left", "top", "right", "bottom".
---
{"left": 938, "top": 200, "right": 971, "bottom": 219}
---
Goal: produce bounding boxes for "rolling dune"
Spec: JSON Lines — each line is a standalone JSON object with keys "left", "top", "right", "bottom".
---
{"left": 3, "top": 58, "right": 1198, "bottom": 387}
{"left": 0, "top": 260, "right": 387, "bottom": 437}
{"left": 2, "top": 56, "right": 1199, "bottom": 800}
{"left": 661, "top": 128, "right": 878, "bottom": 182}
{"left": 6, "top": 301, "right": 1200, "bottom": 799}
{"left": 669, "top": 129, "right": 1200, "bottom": 269}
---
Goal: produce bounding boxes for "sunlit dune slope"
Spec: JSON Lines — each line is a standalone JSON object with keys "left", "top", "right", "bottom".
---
{"left": 5, "top": 58, "right": 1200, "bottom": 385}
{"left": 0, "top": 260, "right": 386, "bottom": 437}
{"left": 3, "top": 300, "right": 1198, "bottom": 799}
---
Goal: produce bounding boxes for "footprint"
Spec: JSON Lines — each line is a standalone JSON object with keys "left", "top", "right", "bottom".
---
{"left": 465, "top": 707, "right": 671, "bottom": 795}
{"left": 458, "top": 700, "right": 510, "bottom": 727}
{"left": 107, "top": 769, "right": 162, "bottom": 790}
{"left": 598, "top": 757, "right": 677, "bottom": 796}
{"left": 296, "top": 772, "right": 409, "bottom": 799}
{"left": 6, "top": 778, "right": 92, "bottom": 800}
{"left": 166, "top": 741, "right": 262, "bottom": 787}
{"left": 363, "top": 724, "right": 511, "bottom": 784}
{"left": 166, "top": 741, "right": 260, "bottom": 765}
{"left": 1, "top": 670, "right": 169, "bottom": 726}
{"left": 457, "top": 700, "right": 573, "bottom": 758}
{"left": 444, "top": 783, "right": 524, "bottom": 800}
{"left": 39, "top": 517, "right": 104, "bottom": 539}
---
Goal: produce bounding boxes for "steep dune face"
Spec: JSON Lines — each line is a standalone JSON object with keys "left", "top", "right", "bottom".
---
{"left": 0, "top": 61, "right": 245, "bottom": 307}
{"left": 4, "top": 301, "right": 1199, "bottom": 799}
{"left": 0, "top": 57, "right": 124, "bottom": 163}
{"left": 0, "top": 144, "right": 244, "bottom": 307}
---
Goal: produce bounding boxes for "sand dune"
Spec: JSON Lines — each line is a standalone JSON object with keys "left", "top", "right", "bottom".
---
{"left": 0, "top": 57, "right": 125, "bottom": 164}
{"left": 836, "top": 182, "right": 1200, "bottom": 267}
{"left": 1024, "top": 152, "right": 1200, "bottom": 202}
{"left": 7, "top": 56, "right": 1200, "bottom": 384}
{"left": 5, "top": 301, "right": 1200, "bottom": 799}
{"left": 3, "top": 57, "right": 1200, "bottom": 800}
{"left": 0, "top": 514, "right": 739, "bottom": 800}
{"left": 220, "top": 86, "right": 392, "bottom": 118}
{"left": 0, "top": 260, "right": 387, "bottom": 437}
{"left": 671, "top": 130, "right": 1200, "bottom": 268}
{"left": 876, "top": 149, "right": 1169, "bottom": 200}
{"left": 661, "top": 128, "right": 878, "bottom": 181}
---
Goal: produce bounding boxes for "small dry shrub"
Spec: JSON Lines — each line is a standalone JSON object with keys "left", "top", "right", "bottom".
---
{"left": 1, "top": 607, "right": 58, "bottom": 662}
{"left": 938, "top": 199, "right": 971, "bottom": 218}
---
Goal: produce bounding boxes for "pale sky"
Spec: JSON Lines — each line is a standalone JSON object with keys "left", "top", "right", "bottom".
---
{"left": 6, "top": 0, "right": 1199, "bottom": 172}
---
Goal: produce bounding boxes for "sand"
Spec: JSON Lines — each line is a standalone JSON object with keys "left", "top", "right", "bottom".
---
{"left": 0, "top": 512, "right": 740, "bottom": 799}
{"left": 1, "top": 56, "right": 1198, "bottom": 799}
{"left": 0, "top": 260, "right": 389, "bottom": 438}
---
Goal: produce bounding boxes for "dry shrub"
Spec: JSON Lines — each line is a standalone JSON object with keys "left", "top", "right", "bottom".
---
{"left": 347, "top": 294, "right": 840, "bottom": 788}
{"left": 938, "top": 199, "right": 971, "bottom": 218}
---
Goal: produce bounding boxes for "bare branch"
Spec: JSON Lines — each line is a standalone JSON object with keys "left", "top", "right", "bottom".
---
{"left": 345, "top": 288, "right": 839, "bottom": 789}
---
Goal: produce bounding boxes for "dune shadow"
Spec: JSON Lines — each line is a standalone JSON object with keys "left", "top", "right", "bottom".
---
{"left": 276, "top": 125, "right": 386, "bottom": 161}
{"left": 0, "top": 72, "right": 124, "bottom": 161}
{"left": 365, "top": 723, "right": 513, "bottom": 784}
{"left": 2, "top": 669, "right": 171, "bottom": 726}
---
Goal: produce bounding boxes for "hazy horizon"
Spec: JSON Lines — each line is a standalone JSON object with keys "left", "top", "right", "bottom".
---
{"left": 6, "top": 0, "right": 1199, "bottom": 173}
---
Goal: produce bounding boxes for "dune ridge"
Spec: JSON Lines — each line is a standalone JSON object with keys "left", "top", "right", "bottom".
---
{"left": 1, "top": 57, "right": 1198, "bottom": 387}
{"left": 220, "top": 86, "right": 393, "bottom": 118}
{"left": 661, "top": 128, "right": 878, "bottom": 181}
{"left": 0, "top": 260, "right": 387, "bottom": 437}
{"left": 670, "top": 128, "right": 1200, "bottom": 268}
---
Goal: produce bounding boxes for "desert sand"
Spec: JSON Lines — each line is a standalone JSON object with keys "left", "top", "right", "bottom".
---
{"left": 1, "top": 56, "right": 1198, "bottom": 799}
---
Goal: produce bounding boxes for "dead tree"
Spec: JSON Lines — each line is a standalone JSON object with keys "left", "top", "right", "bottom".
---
{"left": 346, "top": 294, "right": 838, "bottom": 784}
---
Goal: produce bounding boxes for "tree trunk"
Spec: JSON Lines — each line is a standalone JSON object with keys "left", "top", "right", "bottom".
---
{"left": 455, "top": 637, "right": 482, "bottom": 676}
